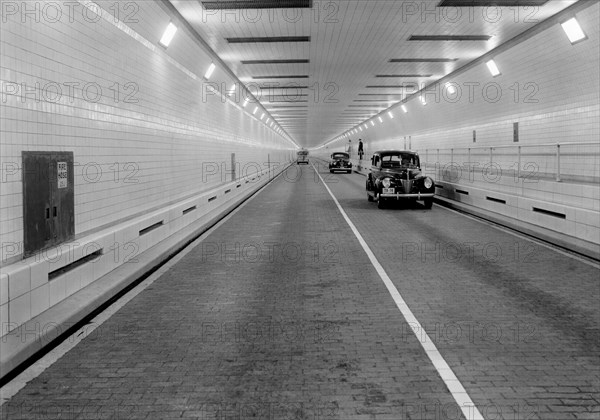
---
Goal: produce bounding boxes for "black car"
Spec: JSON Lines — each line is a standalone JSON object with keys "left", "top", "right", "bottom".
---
{"left": 328, "top": 152, "right": 352, "bottom": 173}
{"left": 366, "top": 150, "right": 435, "bottom": 209}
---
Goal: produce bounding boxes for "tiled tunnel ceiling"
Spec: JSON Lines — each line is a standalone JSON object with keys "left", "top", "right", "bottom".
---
{"left": 169, "top": 0, "right": 578, "bottom": 148}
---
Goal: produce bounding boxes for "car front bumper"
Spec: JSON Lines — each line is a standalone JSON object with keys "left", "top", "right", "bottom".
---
{"left": 379, "top": 192, "right": 434, "bottom": 199}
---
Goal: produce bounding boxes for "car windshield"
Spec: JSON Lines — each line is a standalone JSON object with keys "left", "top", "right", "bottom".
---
{"left": 297, "top": 150, "right": 308, "bottom": 156}
{"left": 332, "top": 153, "right": 349, "bottom": 159}
{"left": 380, "top": 153, "right": 418, "bottom": 168}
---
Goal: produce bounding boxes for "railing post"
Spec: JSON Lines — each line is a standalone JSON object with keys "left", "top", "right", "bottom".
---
{"left": 490, "top": 147, "right": 493, "bottom": 164}
{"left": 451, "top": 148, "right": 454, "bottom": 165}
{"left": 556, "top": 143, "right": 561, "bottom": 182}
{"left": 517, "top": 146, "right": 521, "bottom": 181}
{"left": 468, "top": 147, "right": 471, "bottom": 179}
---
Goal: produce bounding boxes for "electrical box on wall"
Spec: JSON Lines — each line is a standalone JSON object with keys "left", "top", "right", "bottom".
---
{"left": 22, "top": 151, "right": 75, "bottom": 257}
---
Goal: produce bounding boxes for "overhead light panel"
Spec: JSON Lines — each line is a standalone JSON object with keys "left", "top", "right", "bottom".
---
{"left": 378, "top": 117, "right": 383, "bottom": 123}
{"left": 388, "top": 112, "right": 394, "bottom": 119}
{"left": 159, "top": 22, "right": 177, "bottom": 47}
{"left": 371, "top": 121, "right": 375, "bottom": 126}
{"left": 486, "top": 59, "right": 501, "bottom": 77}
{"left": 401, "top": 105, "right": 408, "bottom": 113}
{"left": 260, "top": 113, "right": 265, "bottom": 120}
{"left": 243, "top": 98, "right": 249, "bottom": 107}
{"left": 253, "top": 107, "right": 258, "bottom": 114}
{"left": 561, "top": 17, "right": 587, "bottom": 44}
{"left": 205, "top": 63, "right": 216, "bottom": 79}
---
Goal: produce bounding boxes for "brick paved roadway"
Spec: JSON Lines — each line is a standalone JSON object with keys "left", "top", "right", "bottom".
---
{"left": 1, "top": 164, "right": 599, "bottom": 419}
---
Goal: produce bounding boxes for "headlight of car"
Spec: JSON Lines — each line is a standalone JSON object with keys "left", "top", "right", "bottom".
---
{"left": 382, "top": 178, "right": 392, "bottom": 188}
{"left": 424, "top": 177, "right": 433, "bottom": 189}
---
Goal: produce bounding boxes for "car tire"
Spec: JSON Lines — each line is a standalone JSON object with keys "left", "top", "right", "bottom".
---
{"left": 329, "top": 169, "right": 333, "bottom": 173}
{"left": 423, "top": 198, "right": 433, "bottom": 209}
{"left": 347, "top": 170, "right": 352, "bottom": 174}
{"left": 377, "top": 197, "right": 387, "bottom": 209}
{"left": 367, "top": 192, "right": 374, "bottom": 202}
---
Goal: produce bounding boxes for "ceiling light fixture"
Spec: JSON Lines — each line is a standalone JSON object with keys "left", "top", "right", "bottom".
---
{"left": 401, "top": 105, "right": 408, "bottom": 113}
{"left": 388, "top": 112, "right": 394, "bottom": 119}
{"left": 561, "top": 17, "right": 587, "bottom": 44}
{"left": 204, "top": 63, "right": 216, "bottom": 79}
{"left": 486, "top": 59, "right": 501, "bottom": 77}
{"left": 159, "top": 22, "right": 177, "bottom": 47}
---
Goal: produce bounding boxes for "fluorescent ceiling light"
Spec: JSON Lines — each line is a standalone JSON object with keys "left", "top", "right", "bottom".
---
{"left": 266, "top": 118, "right": 270, "bottom": 123}
{"left": 378, "top": 116, "right": 383, "bottom": 123}
{"left": 253, "top": 107, "right": 258, "bottom": 114}
{"left": 388, "top": 112, "right": 394, "bottom": 119}
{"left": 561, "top": 17, "right": 586, "bottom": 44}
{"left": 401, "top": 105, "right": 407, "bottom": 113}
{"left": 420, "top": 96, "right": 427, "bottom": 105}
{"left": 486, "top": 59, "right": 501, "bottom": 77}
{"left": 359, "top": 127, "right": 363, "bottom": 131}
{"left": 243, "top": 98, "right": 249, "bottom": 107}
{"left": 371, "top": 121, "right": 375, "bottom": 126}
{"left": 159, "top": 22, "right": 177, "bottom": 47}
{"left": 205, "top": 63, "right": 216, "bottom": 79}
{"left": 260, "top": 113, "right": 265, "bottom": 120}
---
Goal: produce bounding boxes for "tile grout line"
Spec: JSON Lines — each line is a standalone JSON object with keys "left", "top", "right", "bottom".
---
{"left": 312, "top": 163, "right": 485, "bottom": 420}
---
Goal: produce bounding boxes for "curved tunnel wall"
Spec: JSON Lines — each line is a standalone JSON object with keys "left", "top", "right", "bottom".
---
{"left": 316, "top": 2, "right": 599, "bottom": 255}
{"left": 0, "top": 0, "right": 294, "bottom": 369}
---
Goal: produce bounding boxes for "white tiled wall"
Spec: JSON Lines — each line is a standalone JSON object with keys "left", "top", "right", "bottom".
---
{"left": 0, "top": 1, "right": 294, "bottom": 333}
{"left": 1, "top": 1, "right": 294, "bottom": 260}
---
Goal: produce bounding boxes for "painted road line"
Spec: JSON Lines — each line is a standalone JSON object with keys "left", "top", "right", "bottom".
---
{"left": 312, "top": 164, "right": 485, "bottom": 420}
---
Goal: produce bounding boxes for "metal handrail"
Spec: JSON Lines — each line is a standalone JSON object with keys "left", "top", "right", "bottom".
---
{"left": 417, "top": 141, "right": 599, "bottom": 183}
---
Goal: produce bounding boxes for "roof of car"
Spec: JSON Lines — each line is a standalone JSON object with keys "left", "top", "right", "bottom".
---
{"left": 374, "top": 150, "right": 418, "bottom": 155}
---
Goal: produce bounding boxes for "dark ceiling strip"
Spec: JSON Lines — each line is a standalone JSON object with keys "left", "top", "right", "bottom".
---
{"left": 253, "top": 75, "right": 309, "bottom": 79}
{"left": 260, "top": 86, "right": 308, "bottom": 89}
{"left": 226, "top": 36, "right": 310, "bottom": 43}
{"left": 202, "top": 1, "right": 312, "bottom": 9}
{"left": 375, "top": 74, "right": 432, "bottom": 78}
{"left": 267, "top": 105, "right": 308, "bottom": 108}
{"left": 438, "top": 0, "right": 548, "bottom": 6}
{"left": 389, "top": 58, "right": 458, "bottom": 62}
{"left": 358, "top": 93, "right": 404, "bottom": 96}
{"left": 266, "top": 100, "right": 309, "bottom": 102}
{"left": 409, "top": 35, "right": 491, "bottom": 41}
{"left": 365, "top": 85, "right": 415, "bottom": 88}
{"left": 242, "top": 59, "right": 310, "bottom": 64}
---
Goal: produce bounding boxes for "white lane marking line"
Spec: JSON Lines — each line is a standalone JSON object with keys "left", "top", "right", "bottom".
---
{"left": 0, "top": 167, "right": 289, "bottom": 404}
{"left": 312, "top": 164, "right": 485, "bottom": 420}
{"left": 439, "top": 204, "right": 600, "bottom": 269}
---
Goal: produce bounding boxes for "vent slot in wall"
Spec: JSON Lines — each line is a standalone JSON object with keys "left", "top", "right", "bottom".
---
{"left": 48, "top": 249, "right": 103, "bottom": 281}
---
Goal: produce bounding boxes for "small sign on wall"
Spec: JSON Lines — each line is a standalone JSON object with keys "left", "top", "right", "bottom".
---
{"left": 57, "top": 162, "right": 68, "bottom": 188}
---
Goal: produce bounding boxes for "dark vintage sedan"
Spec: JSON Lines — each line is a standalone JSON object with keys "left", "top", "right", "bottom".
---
{"left": 329, "top": 152, "right": 352, "bottom": 173}
{"left": 366, "top": 150, "right": 435, "bottom": 209}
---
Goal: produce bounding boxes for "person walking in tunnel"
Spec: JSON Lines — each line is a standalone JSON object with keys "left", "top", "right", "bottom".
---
{"left": 358, "top": 139, "right": 364, "bottom": 160}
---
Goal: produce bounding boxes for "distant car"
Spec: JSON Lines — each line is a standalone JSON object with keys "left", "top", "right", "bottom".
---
{"left": 297, "top": 149, "right": 309, "bottom": 165}
{"left": 329, "top": 152, "right": 352, "bottom": 173}
{"left": 366, "top": 150, "right": 435, "bottom": 209}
